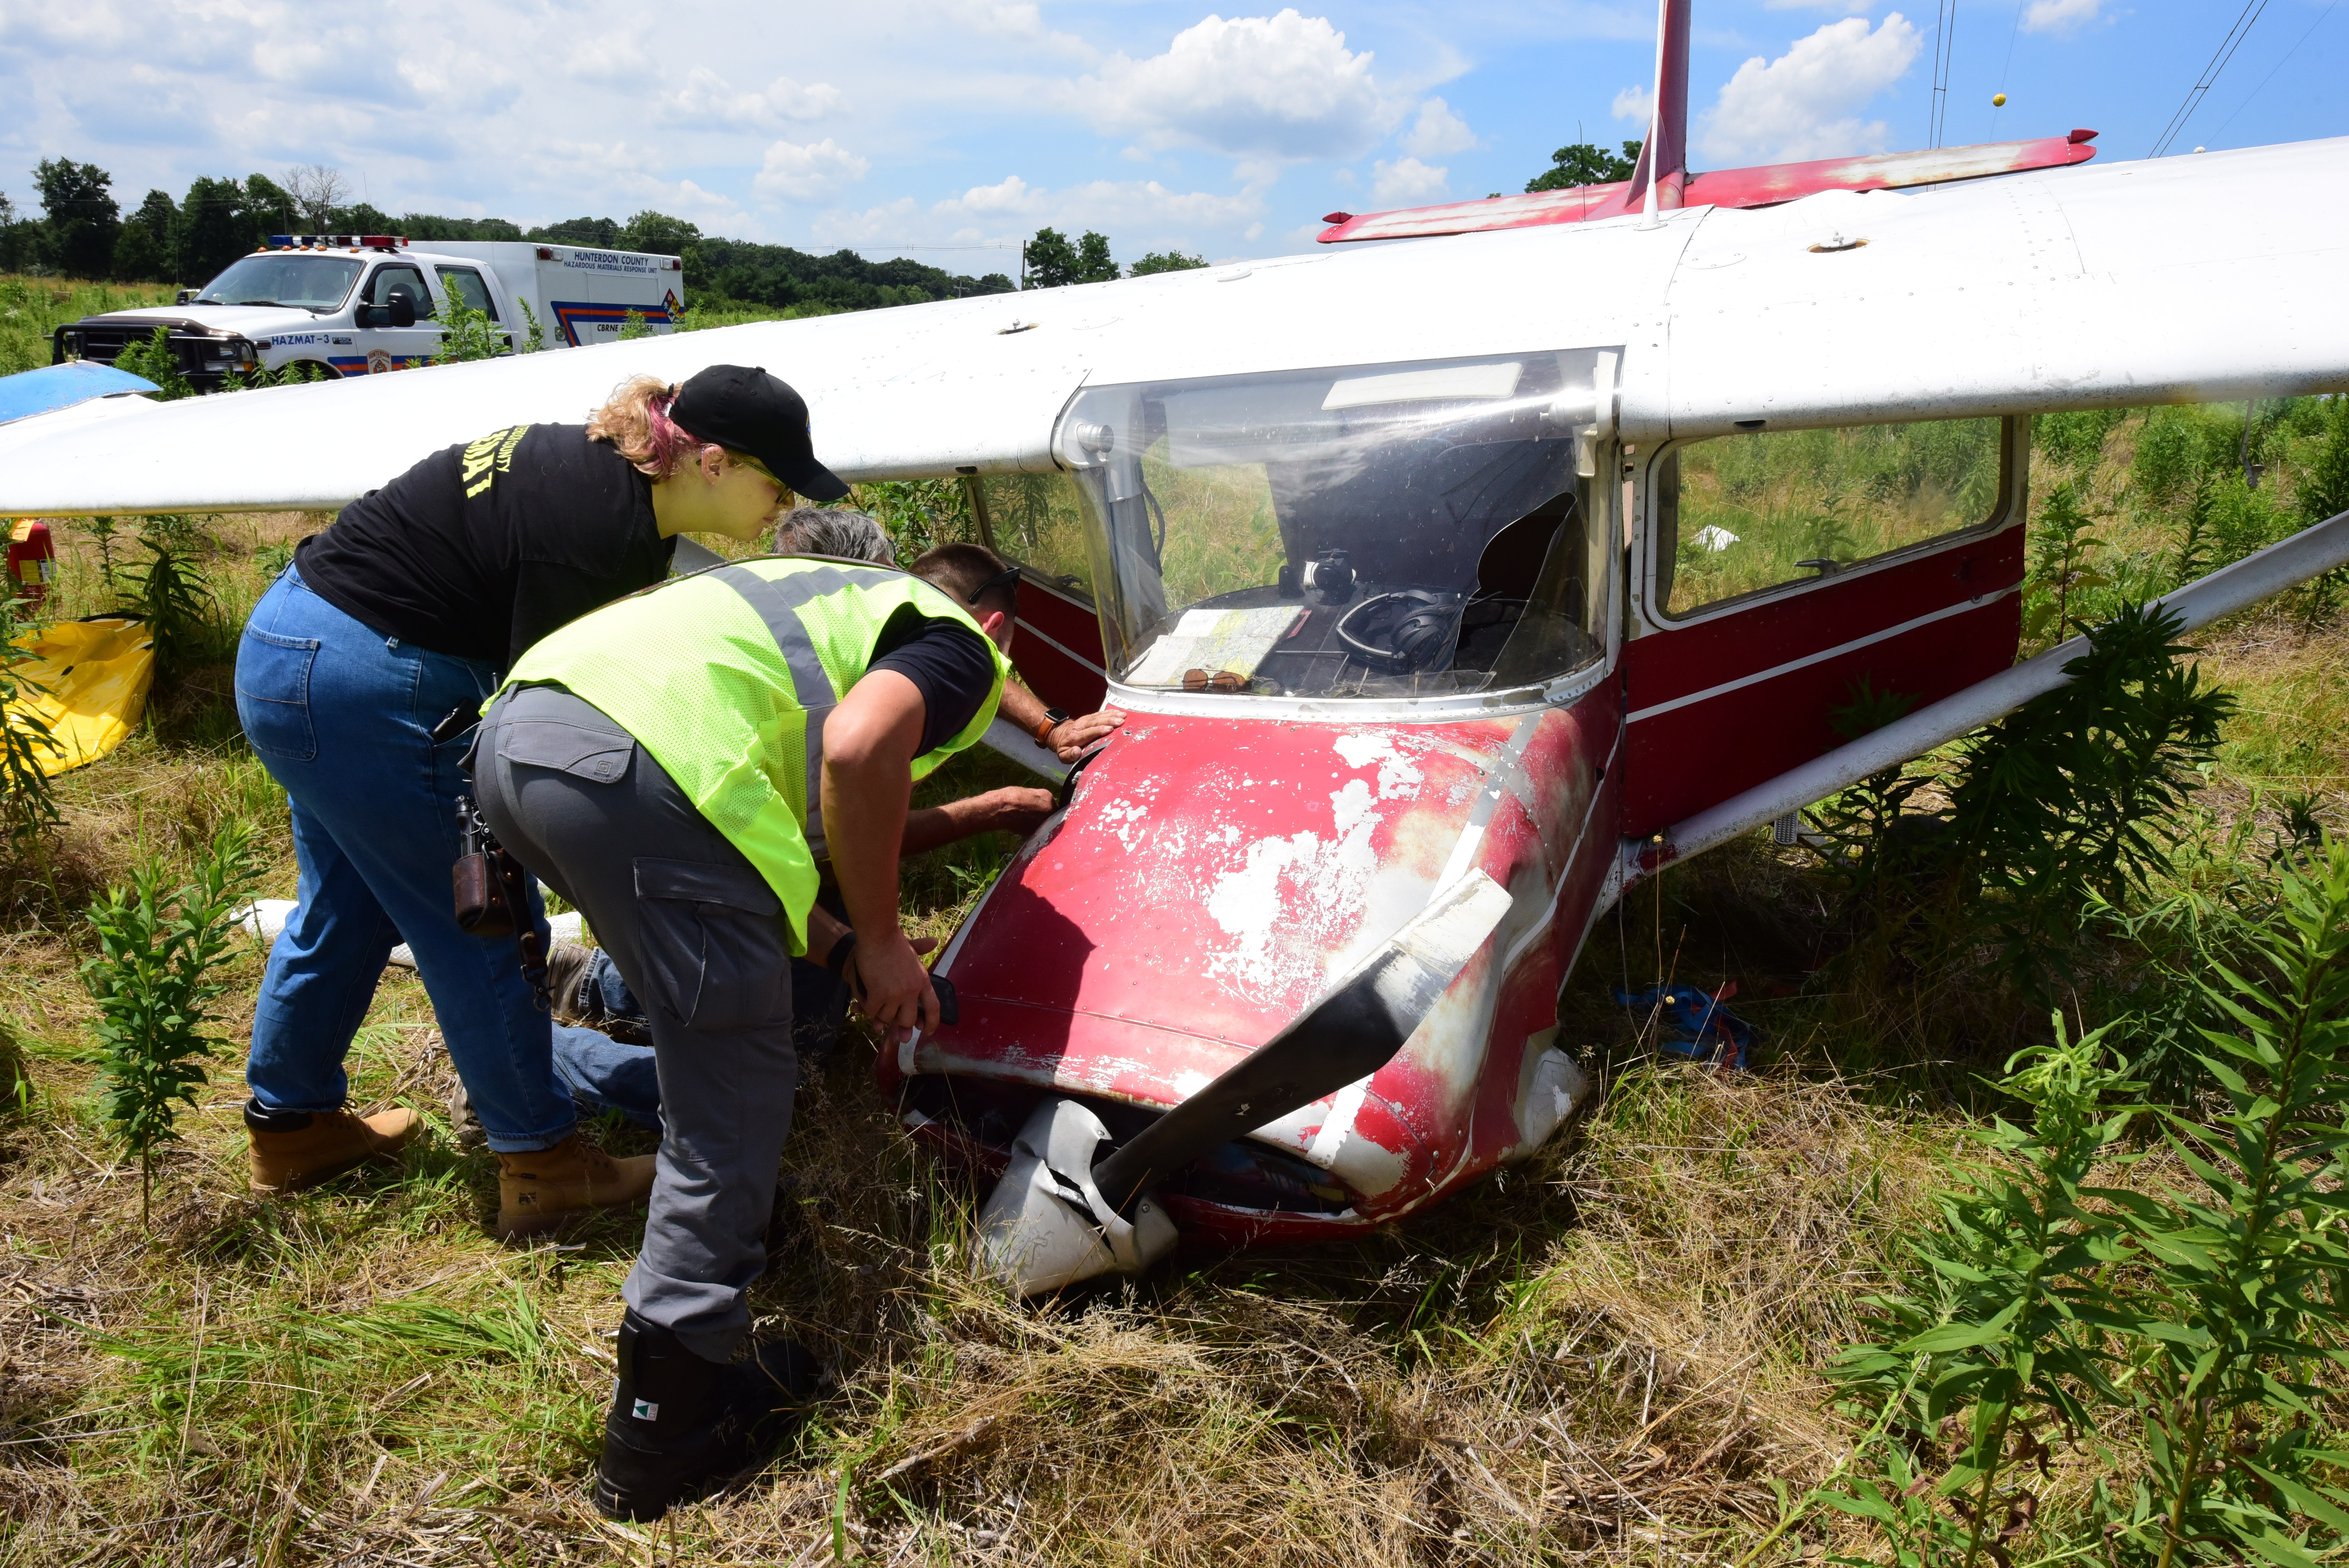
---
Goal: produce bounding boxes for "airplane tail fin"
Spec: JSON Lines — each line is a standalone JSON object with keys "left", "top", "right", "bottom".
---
{"left": 1623, "top": 0, "right": 1693, "bottom": 212}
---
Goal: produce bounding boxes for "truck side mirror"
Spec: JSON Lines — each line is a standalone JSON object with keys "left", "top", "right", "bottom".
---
{"left": 388, "top": 295, "right": 416, "bottom": 329}
{"left": 355, "top": 303, "right": 380, "bottom": 328}
{"left": 176, "top": 289, "right": 194, "bottom": 305}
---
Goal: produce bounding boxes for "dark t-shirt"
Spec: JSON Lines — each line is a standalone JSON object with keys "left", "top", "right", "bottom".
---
{"left": 295, "top": 424, "right": 674, "bottom": 668}
{"left": 867, "top": 602, "right": 997, "bottom": 757}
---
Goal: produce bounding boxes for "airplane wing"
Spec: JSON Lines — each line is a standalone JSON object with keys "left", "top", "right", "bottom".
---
{"left": 2, "top": 137, "right": 2345, "bottom": 517}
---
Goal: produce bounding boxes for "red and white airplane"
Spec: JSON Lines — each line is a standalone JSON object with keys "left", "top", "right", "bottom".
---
{"left": 5, "top": 0, "right": 2345, "bottom": 1292}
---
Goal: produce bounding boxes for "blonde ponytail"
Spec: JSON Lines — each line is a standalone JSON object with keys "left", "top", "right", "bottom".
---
{"left": 587, "top": 375, "right": 699, "bottom": 479}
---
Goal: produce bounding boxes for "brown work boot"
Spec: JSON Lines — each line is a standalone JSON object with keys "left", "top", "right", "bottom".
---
{"left": 247, "top": 1104, "right": 421, "bottom": 1192}
{"left": 496, "top": 1133, "right": 656, "bottom": 1240}
{"left": 545, "top": 941, "right": 596, "bottom": 1025}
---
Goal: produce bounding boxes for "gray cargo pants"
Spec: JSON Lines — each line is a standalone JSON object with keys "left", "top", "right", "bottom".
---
{"left": 472, "top": 684, "right": 796, "bottom": 1363}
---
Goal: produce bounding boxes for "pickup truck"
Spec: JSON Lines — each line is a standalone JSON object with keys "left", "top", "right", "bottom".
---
{"left": 50, "top": 235, "right": 685, "bottom": 393}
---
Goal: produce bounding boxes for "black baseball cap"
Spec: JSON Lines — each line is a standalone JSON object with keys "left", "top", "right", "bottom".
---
{"left": 670, "top": 365, "right": 850, "bottom": 503}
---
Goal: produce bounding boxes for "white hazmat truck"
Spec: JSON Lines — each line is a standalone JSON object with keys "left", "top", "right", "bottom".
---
{"left": 50, "top": 235, "right": 686, "bottom": 392}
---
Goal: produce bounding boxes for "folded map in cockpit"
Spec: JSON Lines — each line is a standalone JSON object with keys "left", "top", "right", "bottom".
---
{"left": 1125, "top": 606, "right": 1306, "bottom": 688}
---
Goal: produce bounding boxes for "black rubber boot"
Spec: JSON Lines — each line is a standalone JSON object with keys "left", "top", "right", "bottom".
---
{"left": 592, "top": 1310, "right": 820, "bottom": 1522}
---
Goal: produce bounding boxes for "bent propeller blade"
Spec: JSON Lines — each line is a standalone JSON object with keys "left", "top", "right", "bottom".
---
{"left": 1090, "top": 869, "right": 1513, "bottom": 1215}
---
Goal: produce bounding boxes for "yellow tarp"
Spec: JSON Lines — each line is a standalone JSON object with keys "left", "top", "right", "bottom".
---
{"left": 9, "top": 617, "right": 155, "bottom": 774}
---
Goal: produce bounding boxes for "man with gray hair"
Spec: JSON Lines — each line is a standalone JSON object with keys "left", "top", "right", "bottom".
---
{"left": 774, "top": 507, "right": 893, "bottom": 563}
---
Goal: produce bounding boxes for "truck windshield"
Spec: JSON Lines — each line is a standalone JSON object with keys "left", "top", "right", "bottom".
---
{"left": 1059, "top": 349, "right": 1615, "bottom": 701}
{"left": 195, "top": 255, "right": 365, "bottom": 310}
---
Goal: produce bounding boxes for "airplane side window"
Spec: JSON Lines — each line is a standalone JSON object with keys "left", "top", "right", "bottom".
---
{"left": 971, "top": 473, "right": 1096, "bottom": 601}
{"left": 1655, "top": 417, "right": 2006, "bottom": 616}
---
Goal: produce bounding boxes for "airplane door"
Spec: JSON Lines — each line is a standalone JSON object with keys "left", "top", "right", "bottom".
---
{"left": 1618, "top": 415, "right": 2028, "bottom": 840}
{"left": 966, "top": 473, "right": 1109, "bottom": 714}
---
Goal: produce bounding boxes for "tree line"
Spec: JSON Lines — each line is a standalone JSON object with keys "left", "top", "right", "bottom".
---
{"left": 0, "top": 157, "right": 1208, "bottom": 313}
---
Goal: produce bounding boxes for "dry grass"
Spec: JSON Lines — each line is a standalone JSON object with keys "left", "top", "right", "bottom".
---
{"left": 0, "top": 405, "right": 2340, "bottom": 1562}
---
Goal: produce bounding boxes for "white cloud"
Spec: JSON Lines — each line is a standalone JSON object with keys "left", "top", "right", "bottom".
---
{"left": 931, "top": 173, "right": 1269, "bottom": 230}
{"left": 1371, "top": 156, "right": 1449, "bottom": 205}
{"left": 1699, "top": 13, "right": 1922, "bottom": 163}
{"left": 932, "top": 0, "right": 1095, "bottom": 56}
{"left": 1401, "top": 96, "right": 1477, "bottom": 157}
{"left": 2022, "top": 0, "right": 2103, "bottom": 34}
{"left": 1068, "top": 10, "right": 1406, "bottom": 160}
{"left": 1612, "top": 83, "right": 1655, "bottom": 124}
{"left": 808, "top": 170, "right": 1268, "bottom": 257}
{"left": 666, "top": 68, "right": 843, "bottom": 129}
{"left": 753, "top": 138, "right": 871, "bottom": 201}
{"left": 563, "top": 34, "right": 648, "bottom": 85}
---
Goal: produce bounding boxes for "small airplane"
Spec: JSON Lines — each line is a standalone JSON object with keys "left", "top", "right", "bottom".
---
{"left": 5, "top": 0, "right": 2346, "bottom": 1295}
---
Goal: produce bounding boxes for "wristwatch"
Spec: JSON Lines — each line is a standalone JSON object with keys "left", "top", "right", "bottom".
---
{"left": 1032, "top": 707, "right": 1069, "bottom": 745}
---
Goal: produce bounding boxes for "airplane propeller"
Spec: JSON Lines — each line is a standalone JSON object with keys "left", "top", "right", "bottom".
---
{"left": 973, "top": 868, "right": 1515, "bottom": 1296}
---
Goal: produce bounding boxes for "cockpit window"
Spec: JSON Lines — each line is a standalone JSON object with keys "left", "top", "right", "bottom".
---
{"left": 1059, "top": 349, "right": 1617, "bottom": 700}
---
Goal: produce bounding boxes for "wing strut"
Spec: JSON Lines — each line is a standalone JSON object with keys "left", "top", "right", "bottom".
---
{"left": 1624, "top": 0, "right": 1693, "bottom": 218}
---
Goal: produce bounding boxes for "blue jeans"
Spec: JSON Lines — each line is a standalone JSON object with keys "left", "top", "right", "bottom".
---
{"left": 235, "top": 566, "right": 585, "bottom": 1153}
{"left": 550, "top": 944, "right": 850, "bottom": 1132}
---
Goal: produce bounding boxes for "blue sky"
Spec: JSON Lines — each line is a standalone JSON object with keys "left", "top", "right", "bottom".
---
{"left": 1, "top": 0, "right": 2341, "bottom": 276}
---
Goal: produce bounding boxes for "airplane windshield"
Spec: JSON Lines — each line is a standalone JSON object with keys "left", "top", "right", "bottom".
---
{"left": 1059, "top": 349, "right": 1615, "bottom": 700}
{"left": 194, "top": 255, "right": 365, "bottom": 310}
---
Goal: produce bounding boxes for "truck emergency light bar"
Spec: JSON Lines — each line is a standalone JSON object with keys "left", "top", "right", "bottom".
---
{"left": 264, "top": 235, "right": 410, "bottom": 251}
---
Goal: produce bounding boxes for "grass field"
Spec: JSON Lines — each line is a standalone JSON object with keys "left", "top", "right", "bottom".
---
{"left": 0, "top": 336, "right": 2344, "bottom": 1563}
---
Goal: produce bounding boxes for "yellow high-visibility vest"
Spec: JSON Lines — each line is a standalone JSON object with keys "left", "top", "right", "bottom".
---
{"left": 501, "top": 558, "right": 1009, "bottom": 951}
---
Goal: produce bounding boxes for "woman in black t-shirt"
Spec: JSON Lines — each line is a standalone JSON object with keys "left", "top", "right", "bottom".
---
{"left": 232, "top": 365, "right": 851, "bottom": 1235}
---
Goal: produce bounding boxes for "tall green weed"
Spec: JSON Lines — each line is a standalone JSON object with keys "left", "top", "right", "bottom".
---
{"left": 82, "top": 818, "right": 260, "bottom": 1223}
{"left": 1797, "top": 839, "right": 2349, "bottom": 1566}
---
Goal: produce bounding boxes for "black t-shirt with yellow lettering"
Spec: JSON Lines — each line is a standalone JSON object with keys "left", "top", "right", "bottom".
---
{"left": 294, "top": 424, "right": 675, "bottom": 669}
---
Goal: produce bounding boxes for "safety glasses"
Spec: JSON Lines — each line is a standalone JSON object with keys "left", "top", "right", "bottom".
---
{"left": 970, "top": 565, "right": 1023, "bottom": 609}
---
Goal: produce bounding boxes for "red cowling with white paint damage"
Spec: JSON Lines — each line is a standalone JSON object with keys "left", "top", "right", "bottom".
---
{"left": 882, "top": 683, "right": 1623, "bottom": 1244}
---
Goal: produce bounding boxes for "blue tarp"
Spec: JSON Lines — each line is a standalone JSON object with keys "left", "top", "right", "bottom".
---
{"left": 0, "top": 361, "right": 160, "bottom": 426}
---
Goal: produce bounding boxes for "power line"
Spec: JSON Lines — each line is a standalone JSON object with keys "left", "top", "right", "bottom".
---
{"left": 2149, "top": 0, "right": 2274, "bottom": 157}
{"left": 1989, "top": 0, "right": 2025, "bottom": 138}
{"left": 1927, "top": 0, "right": 1960, "bottom": 149}
{"left": 2207, "top": 0, "right": 2340, "bottom": 140}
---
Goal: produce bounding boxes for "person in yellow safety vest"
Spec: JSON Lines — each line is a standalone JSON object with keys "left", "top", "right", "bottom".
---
{"left": 512, "top": 504, "right": 1121, "bottom": 1138}
{"left": 469, "top": 540, "right": 1018, "bottom": 1522}
{"left": 233, "top": 363, "right": 845, "bottom": 1238}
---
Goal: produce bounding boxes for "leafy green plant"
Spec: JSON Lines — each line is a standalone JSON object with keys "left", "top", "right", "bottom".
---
{"left": 139, "top": 511, "right": 204, "bottom": 550}
{"left": 0, "top": 593, "right": 62, "bottom": 855}
{"left": 852, "top": 478, "right": 979, "bottom": 568}
{"left": 110, "top": 325, "right": 193, "bottom": 399}
{"left": 2097, "top": 836, "right": 2349, "bottom": 1568}
{"left": 69, "top": 513, "right": 126, "bottom": 599}
{"left": 2021, "top": 481, "right": 2108, "bottom": 646}
{"left": 614, "top": 306, "right": 649, "bottom": 342}
{"left": 1820, "top": 1020, "right": 2139, "bottom": 1568}
{"left": 516, "top": 296, "right": 546, "bottom": 353}
{"left": 1807, "top": 604, "right": 2234, "bottom": 1000}
{"left": 122, "top": 531, "right": 219, "bottom": 681}
{"left": 1943, "top": 603, "right": 2233, "bottom": 983}
{"left": 431, "top": 296, "right": 506, "bottom": 363}
{"left": 228, "top": 359, "right": 328, "bottom": 392}
{"left": 1804, "top": 843, "right": 2349, "bottom": 1567}
{"left": 82, "top": 818, "right": 260, "bottom": 1223}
